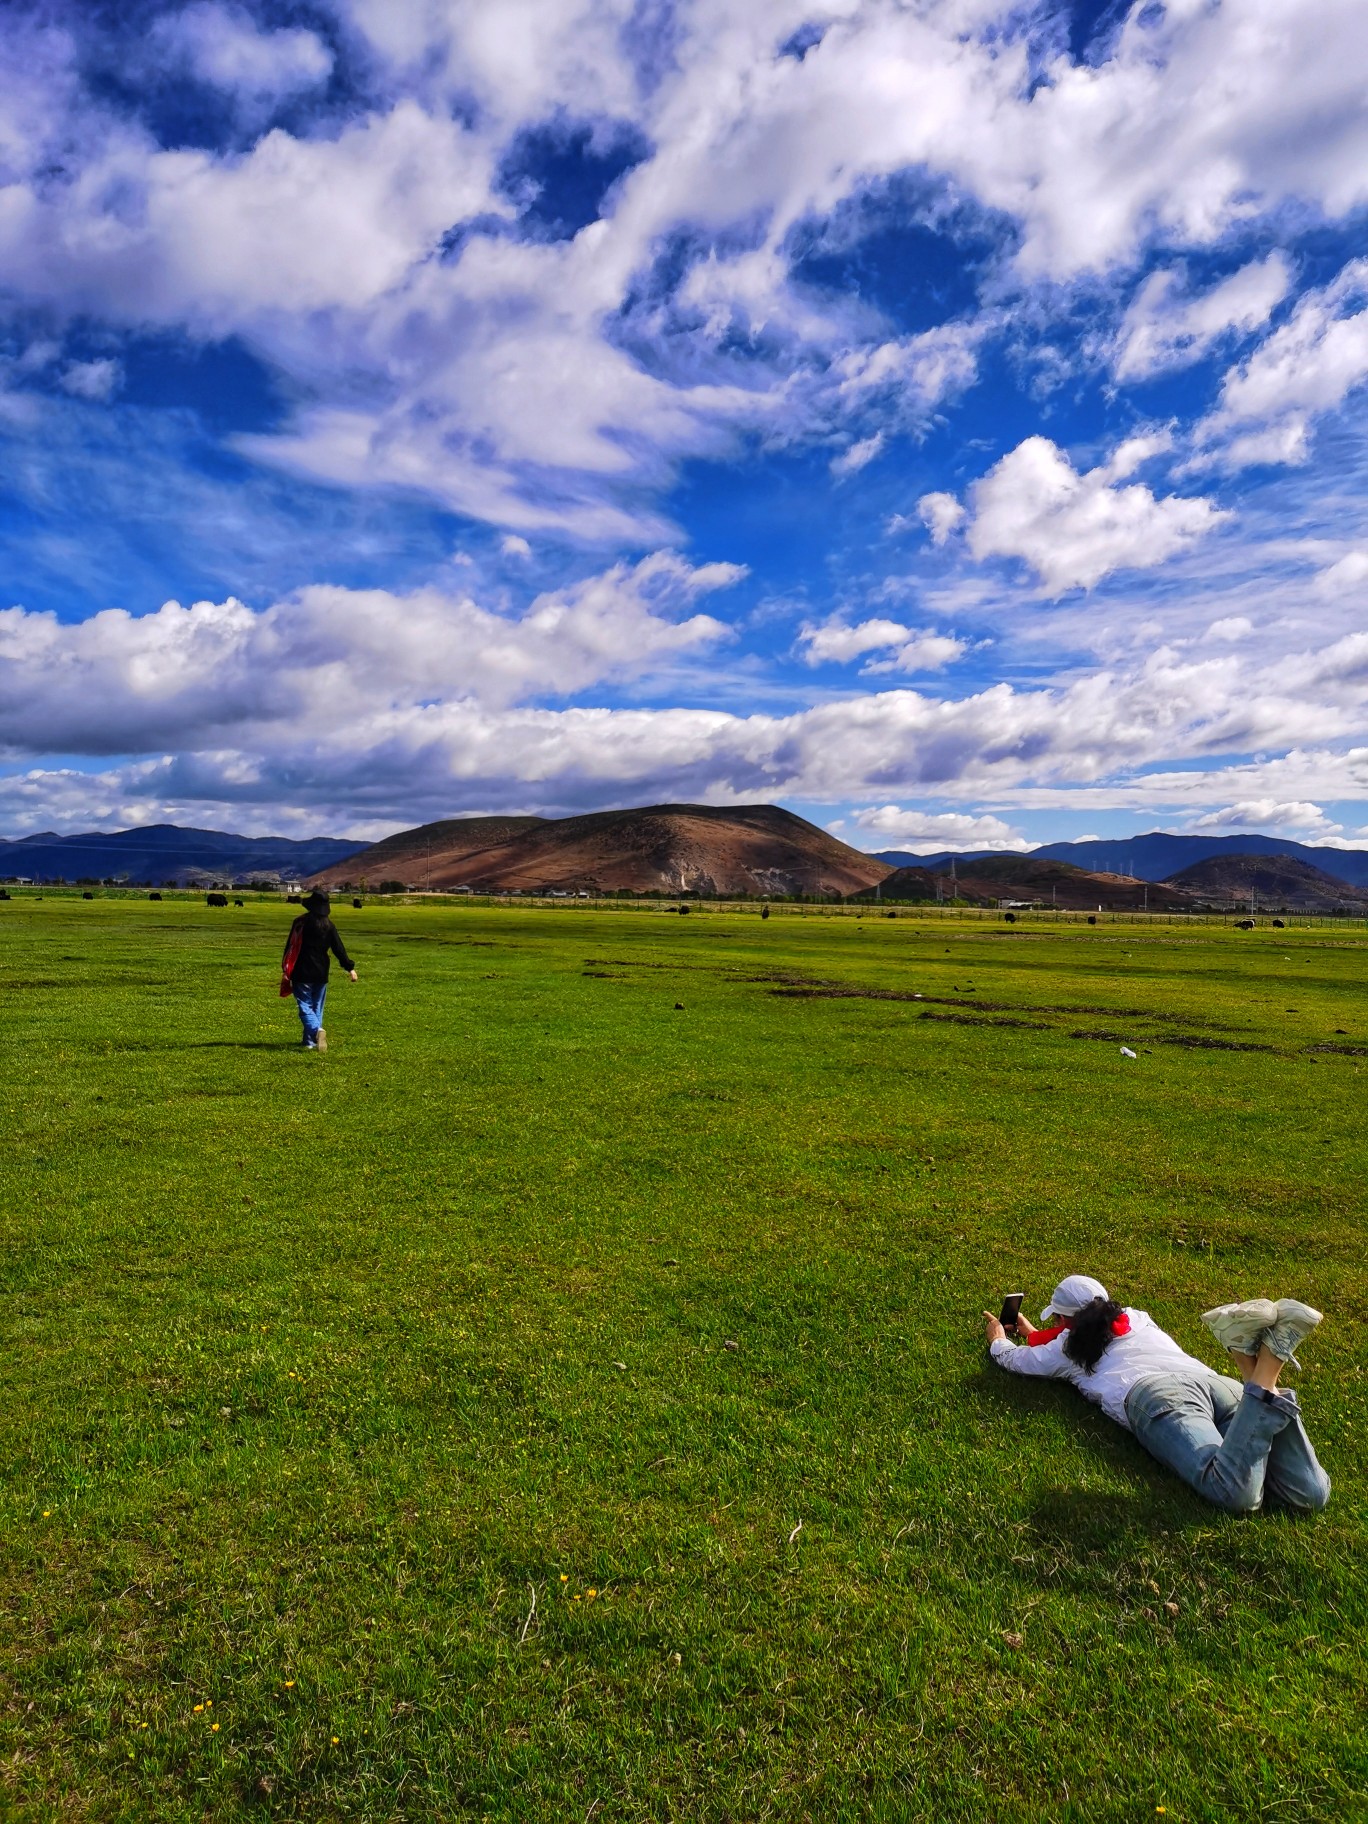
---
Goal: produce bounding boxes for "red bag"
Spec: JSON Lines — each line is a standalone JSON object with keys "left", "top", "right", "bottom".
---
{"left": 280, "top": 917, "right": 304, "bottom": 997}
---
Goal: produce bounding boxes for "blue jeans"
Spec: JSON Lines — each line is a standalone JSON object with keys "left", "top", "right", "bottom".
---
{"left": 1125, "top": 1371, "right": 1330, "bottom": 1514}
{"left": 294, "top": 979, "right": 327, "bottom": 1046}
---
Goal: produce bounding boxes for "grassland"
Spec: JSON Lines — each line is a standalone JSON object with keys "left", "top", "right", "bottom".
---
{"left": 1, "top": 894, "right": 1365, "bottom": 1822}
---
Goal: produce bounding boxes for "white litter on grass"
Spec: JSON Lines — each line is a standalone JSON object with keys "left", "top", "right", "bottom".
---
{"left": 1120, "top": 1046, "right": 1137, "bottom": 1059}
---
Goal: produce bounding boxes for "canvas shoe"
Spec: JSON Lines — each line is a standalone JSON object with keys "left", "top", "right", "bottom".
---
{"left": 315, "top": 1028, "right": 327, "bottom": 1053}
{"left": 1263, "top": 1299, "right": 1323, "bottom": 1369}
{"left": 1201, "top": 1298, "right": 1279, "bottom": 1358}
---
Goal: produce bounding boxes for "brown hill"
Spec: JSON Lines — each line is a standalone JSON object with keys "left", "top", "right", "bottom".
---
{"left": 309, "top": 804, "right": 893, "bottom": 898}
{"left": 1164, "top": 853, "right": 1368, "bottom": 908}
{"left": 854, "top": 854, "right": 1196, "bottom": 910}
{"left": 307, "top": 816, "right": 548, "bottom": 890}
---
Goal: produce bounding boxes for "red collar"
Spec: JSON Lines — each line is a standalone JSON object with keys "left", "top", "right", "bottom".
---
{"left": 1026, "top": 1311, "right": 1130, "bottom": 1346}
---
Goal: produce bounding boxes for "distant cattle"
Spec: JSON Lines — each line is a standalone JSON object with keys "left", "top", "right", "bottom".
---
{"left": 1087, "top": 915, "right": 1097, "bottom": 925}
{"left": 1235, "top": 918, "right": 1255, "bottom": 929}
{"left": 148, "top": 892, "right": 162, "bottom": 901}
{"left": 1272, "top": 918, "right": 1285, "bottom": 928}
{"left": 352, "top": 898, "right": 363, "bottom": 909}
{"left": 761, "top": 905, "right": 770, "bottom": 919}
{"left": 1003, "top": 911, "right": 1017, "bottom": 923}
{"left": 206, "top": 892, "right": 228, "bottom": 907}
{"left": 82, "top": 891, "right": 94, "bottom": 899}
{"left": 234, "top": 898, "right": 244, "bottom": 906}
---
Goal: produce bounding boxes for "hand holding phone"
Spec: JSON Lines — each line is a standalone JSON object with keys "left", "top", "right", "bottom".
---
{"left": 998, "top": 1292, "right": 1025, "bottom": 1330}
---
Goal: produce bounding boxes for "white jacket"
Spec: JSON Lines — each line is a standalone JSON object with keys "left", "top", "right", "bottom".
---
{"left": 989, "top": 1309, "right": 1220, "bottom": 1428}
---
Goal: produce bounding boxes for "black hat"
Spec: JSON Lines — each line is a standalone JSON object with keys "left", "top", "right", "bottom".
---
{"left": 303, "top": 889, "right": 331, "bottom": 913}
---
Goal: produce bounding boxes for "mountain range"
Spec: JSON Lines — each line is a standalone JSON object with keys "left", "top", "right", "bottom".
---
{"left": 0, "top": 824, "right": 365, "bottom": 884}
{"left": 876, "top": 831, "right": 1368, "bottom": 886}
{"left": 5, "top": 813, "right": 1368, "bottom": 905}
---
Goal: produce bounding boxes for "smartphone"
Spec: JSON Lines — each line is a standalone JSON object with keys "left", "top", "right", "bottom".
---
{"left": 998, "top": 1292, "right": 1025, "bottom": 1330}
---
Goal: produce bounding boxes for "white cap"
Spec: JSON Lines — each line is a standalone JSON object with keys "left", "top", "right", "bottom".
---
{"left": 1042, "top": 1274, "right": 1109, "bottom": 1322}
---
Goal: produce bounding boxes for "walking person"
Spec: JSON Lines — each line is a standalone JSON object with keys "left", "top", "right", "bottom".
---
{"left": 983, "top": 1275, "right": 1330, "bottom": 1514}
{"left": 281, "top": 890, "right": 357, "bottom": 1051}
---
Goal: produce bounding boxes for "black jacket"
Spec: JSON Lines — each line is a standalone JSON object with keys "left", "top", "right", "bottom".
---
{"left": 286, "top": 913, "right": 354, "bottom": 985}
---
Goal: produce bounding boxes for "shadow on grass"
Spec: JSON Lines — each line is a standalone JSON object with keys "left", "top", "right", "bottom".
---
{"left": 971, "top": 1364, "right": 1222, "bottom": 1553}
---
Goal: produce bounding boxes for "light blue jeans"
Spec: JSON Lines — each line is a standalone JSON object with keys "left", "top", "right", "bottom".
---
{"left": 1125, "top": 1371, "right": 1330, "bottom": 1514}
{"left": 294, "top": 979, "right": 327, "bottom": 1046}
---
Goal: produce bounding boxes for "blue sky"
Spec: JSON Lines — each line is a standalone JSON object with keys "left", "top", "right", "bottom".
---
{"left": 2, "top": 0, "right": 1368, "bottom": 850}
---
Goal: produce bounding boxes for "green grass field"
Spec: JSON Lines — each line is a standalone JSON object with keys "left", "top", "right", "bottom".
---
{"left": 2, "top": 894, "right": 1365, "bottom": 1821}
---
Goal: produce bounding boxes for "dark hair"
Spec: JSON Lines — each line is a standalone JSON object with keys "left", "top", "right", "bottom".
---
{"left": 1062, "top": 1297, "right": 1127, "bottom": 1374}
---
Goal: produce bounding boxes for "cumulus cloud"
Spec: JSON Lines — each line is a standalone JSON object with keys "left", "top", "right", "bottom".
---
{"left": 0, "top": 552, "right": 742, "bottom": 753}
{"left": 1113, "top": 254, "right": 1292, "bottom": 382}
{"left": 3, "top": 0, "right": 1363, "bottom": 539}
{"left": 941, "top": 435, "right": 1229, "bottom": 594}
{"left": 1195, "top": 259, "right": 1368, "bottom": 470}
{"left": 843, "top": 804, "right": 1027, "bottom": 852}
{"left": 7, "top": 585, "right": 1368, "bottom": 834}
{"left": 1184, "top": 799, "right": 1343, "bottom": 840}
{"left": 151, "top": 4, "right": 333, "bottom": 111}
{"left": 797, "top": 617, "right": 966, "bottom": 673}
{"left": 917, "top": 491, "right": 965, "bottom": 546}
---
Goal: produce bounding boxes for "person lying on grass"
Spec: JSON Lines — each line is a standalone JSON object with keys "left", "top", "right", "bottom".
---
{"left": 983, "top": 1275, "right": 1330, "bottom": 1515}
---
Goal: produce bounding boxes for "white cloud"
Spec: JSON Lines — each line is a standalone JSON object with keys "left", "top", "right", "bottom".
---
{"left": 830, "top": 432, "right": 885, "bottom": 477}
{"left": 151, "top": 4, "right": 333, "bottom": 109}
{"left": 797, "top": 616, "right": 966, "bottom": 673}
{"left": 959, "top": 435, "right": 1228, "bottom": 593}
{"left": 0, "top": 552, "right": 742, "bottom": 752}
{"left": 58, "top": 357, "right": 121, "bottom": 401}
{"left": 1317, "top": 551, "right": 1368, "bottom": 595}
{"left": 1202, "top": 616, "right": 1253, "bottom": 642}
{"left": 9, "top": 584, "right": 1368, "bottom": 836}
{"left": 1113, "top": 254, "right": 1292, "bottom": 382}
{"left": 0, "top": 0, "right": 1365, "bottom": 541}
{"left": 917, "top": 491, "right": 965, "bottom": 546}
{"left": 1195, "top": 258, "right": 1368, "bottom": 470}
{"left": 501, "top": 534, "right": 533, "bottom": 558}
{"left": 1184, "top": 799, "right": 1343, "bottom": 840}
{"left": 845, "top": 804, "right": 1027, "bottom": 852}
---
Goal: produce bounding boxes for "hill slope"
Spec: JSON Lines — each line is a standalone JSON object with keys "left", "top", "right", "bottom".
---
{"left": 310, "top": 804, "right": 894, "bottom": 898}
{"left": 306, "top": 816, "right": 549, "bottom": 889}
{"left": 1163, "top": 853, "right": 1368, "bottom": 907}
{"left": 0, "top": 824, "right": 365, "bottom": 884}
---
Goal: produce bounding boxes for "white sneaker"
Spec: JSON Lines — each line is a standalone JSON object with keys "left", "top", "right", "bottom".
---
{"left": 1201, "top": 1298, "right": 1279, "bottom": 1357}
{"left": 315, "top": 1028, "right": 327, "bottom": 1053}
{"left": 1264, "top": 1299, "right": 1323, "bottom": 1369}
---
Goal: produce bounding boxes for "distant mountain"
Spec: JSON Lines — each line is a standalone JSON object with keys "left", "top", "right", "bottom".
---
{"left": 1033, "top": 832, "right": 1368, "bottom": 885}
{"left": 0, "top": 823, "right": 366, "bottom": 884}
{"left": 874, "top": 831, "right": 1368, "bottom": 886}
{"left": 1163, "top": 853, "right": 1368, "bottom": 908}
{"left": 855, "top": 854, "right": 1194, "bottom": 910}
{"left": 308, "top": 803, "right": 894, "bottom": 898}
